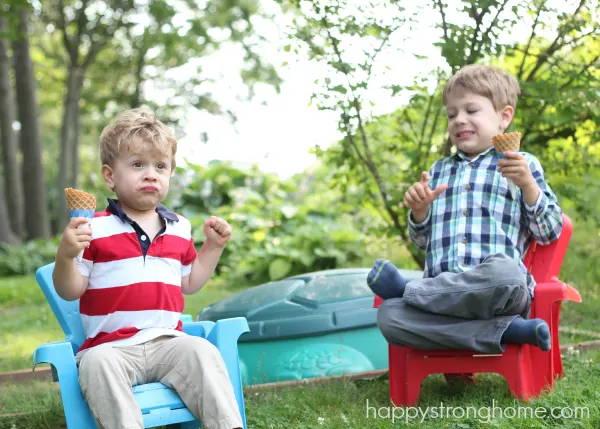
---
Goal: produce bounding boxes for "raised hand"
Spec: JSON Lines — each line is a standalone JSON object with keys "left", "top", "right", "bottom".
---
{"left": 57, "top": 218, "right": 92, "bottom": 260}
{"left": 203, "top": 216, "right": 232, "bottom": 248}
{"left": 404, "top": 171, "right": 448, "bottom": 219}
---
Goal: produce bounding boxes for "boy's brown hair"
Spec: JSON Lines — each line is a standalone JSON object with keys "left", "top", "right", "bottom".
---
{"left": 100, "top": 108, "right": 177, "bottom": 170}
{"left": 442, "top": 65, "right": 521, "bottom": 111}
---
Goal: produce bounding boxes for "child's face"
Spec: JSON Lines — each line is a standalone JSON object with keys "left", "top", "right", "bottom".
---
{"left": 445, "top": 88, "right": 514, "bottom": 158}
{"left": 102, "top": 140, "right": 173, "bottom": 212}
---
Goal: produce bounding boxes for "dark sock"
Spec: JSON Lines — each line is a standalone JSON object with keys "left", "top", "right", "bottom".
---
{"left": 501, "top": 317, "right": 551, "bottom": 351}
{"left": 367, "top": 259, "right": 408, "bottom": 300}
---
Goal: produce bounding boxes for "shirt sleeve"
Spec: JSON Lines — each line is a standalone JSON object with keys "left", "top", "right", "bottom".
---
{"left": 521, "top": 155, "right": 563, "bottom": 245}
{"left": 408, "top": 209, "right": 431, "bottom": 251}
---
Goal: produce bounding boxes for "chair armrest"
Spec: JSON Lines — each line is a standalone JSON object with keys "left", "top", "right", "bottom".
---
{"left": 33, "top": 340, "right": 80, "bottom": 386}
{"left": 33, "top": 340, "right": 78, "bottom": 376}
{"left": 533, "top": 281, "right": 582, "bottom": 305}
{"left": 182, "top": 321, "right": 216, "bottom": 338}
{"left": 531, "top": 281, "right": 582, "bottom": 324}
{"left": 206, "top": 317, "right": 250, "bottom": 348}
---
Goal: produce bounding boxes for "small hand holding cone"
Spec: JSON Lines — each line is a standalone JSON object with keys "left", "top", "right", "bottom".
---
{"left": 64, "top": 188, "right": 96, "bottom": 262}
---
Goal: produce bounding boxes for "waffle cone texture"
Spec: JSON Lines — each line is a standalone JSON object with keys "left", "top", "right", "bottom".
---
{"left": 492, "top": 131, "right": 521, "bottom": 152}
{"left": 65, "top": 188, "right": 96, "bottom": 211}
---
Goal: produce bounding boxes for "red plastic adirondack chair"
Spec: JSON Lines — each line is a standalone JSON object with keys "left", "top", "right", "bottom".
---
{"left": 373, "top": 214, "right": 581, "bottom": 406}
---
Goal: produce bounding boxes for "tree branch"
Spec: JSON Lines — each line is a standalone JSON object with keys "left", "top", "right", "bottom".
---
{"left": 74, "top": 0, "right": 90, "bottom": 59}
{"left": 559, "top": 53, "right": 600, "bottom": 91}
{"left": 403, "top": 109, "right": 420, "bottom": 143}
{"left": 525, "top": 0, "right": 586, "bottom": 81}
{"left": 467, "top": 2, "right": 486, "bottom": 64}
{"left": 518, "top": 0, "right": 546, "bottom": 79}
{"left": 471, "top": 0, "right": 510, "bottom": 63}
{"left": 315, "top": 3, "right": 400, "bottom": 229}
{"left": 434, "top": 0, "right": 450, "bottom": 44}
{"left": 57, "top": 0, "right": 74, "bottom": 57}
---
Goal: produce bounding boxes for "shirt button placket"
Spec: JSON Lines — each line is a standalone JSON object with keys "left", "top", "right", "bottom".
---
{"left": 457, "top": 166, "right": 469, "bottom": 265}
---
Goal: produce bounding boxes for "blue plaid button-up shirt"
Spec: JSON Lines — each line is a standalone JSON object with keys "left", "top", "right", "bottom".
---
{"left": 408, "top": 147, "right": 563, "bottom": 295}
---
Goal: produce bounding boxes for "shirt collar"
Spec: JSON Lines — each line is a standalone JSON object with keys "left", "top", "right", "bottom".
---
{"left": 452, "top": 146, "right": 495, "bottom": 163}
{"left": 106, "top": 198, "right": 179, "bottom": 223}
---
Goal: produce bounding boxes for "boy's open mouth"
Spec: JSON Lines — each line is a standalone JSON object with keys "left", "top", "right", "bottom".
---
{"left": 456, "top": 130, "right": 475, "bottom": 140}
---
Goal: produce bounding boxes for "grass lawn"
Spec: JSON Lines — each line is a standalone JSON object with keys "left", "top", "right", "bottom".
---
{"left": 1, "top": 349, "right": 599, "bottom": 428}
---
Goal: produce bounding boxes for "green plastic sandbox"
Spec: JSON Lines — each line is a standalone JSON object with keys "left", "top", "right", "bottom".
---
{"left": 195, "top": 267, "right": 422, "bottom": 385}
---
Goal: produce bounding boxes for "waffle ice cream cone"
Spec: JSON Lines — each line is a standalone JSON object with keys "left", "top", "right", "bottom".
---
{"left": 64, "top": 188, "right": 96, "bottom": 261}
{"left": 492, "top": 131, "right": 521, "bottom": 153}
{"left": 492, "top": 132, "right": 521, "bottom": 199}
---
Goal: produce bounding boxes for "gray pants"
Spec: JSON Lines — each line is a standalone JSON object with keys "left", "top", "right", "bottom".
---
{"left": 377, "top": 254, "right": 531, "bottom": 353}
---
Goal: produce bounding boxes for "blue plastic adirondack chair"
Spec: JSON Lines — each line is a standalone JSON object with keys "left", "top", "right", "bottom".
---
{"left": 32, "top": 263, "right": 250, "bottom": 429}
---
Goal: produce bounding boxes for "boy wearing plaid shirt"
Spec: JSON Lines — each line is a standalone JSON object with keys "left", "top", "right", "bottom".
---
{"left": 368, "top": 65, "right": 563, "bottom": 353}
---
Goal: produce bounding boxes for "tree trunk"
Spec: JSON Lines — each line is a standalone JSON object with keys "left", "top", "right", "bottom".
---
{"left": 69, "top": 68, "right": 84, "bottom": 190}
{"left": 0, "top": 179, "right": 20, "bottom": 245}
{"left": 0, "top": 16, "right": 25, "bottom": 238}
{"left": 12, "top": 7, "right": 51, "bottom": 239}
{"left": 56, "top": 66, "right": 79, "bottom": 228}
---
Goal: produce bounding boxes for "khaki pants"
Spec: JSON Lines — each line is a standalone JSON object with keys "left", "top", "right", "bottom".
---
{"left": 76, "top": 335, "right": 243, "bottom": 429}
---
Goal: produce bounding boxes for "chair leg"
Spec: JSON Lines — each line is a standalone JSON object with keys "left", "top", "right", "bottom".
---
{"left": 502, "top": 356, "right": 539, "bottom": 401}
{"left": 388, "top": 361, "right": 426, "bottom": 407}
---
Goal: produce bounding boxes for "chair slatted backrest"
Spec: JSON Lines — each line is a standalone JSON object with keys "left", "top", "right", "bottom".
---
{"left": 522, "top": 214, "right": 572, "bottom": 283}
{"left": 36, "top": 263, "right": 86, "bottom": 352}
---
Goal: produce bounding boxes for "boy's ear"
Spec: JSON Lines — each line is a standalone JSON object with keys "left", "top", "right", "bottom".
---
{"left": 101, "top": 164, "right": 115, "bottom": 190}
{"left": 499, "top": 105, "right": 515, "bottom": 130}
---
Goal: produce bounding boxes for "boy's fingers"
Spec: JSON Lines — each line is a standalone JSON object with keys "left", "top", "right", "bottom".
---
{"left": 68, "top": 218, "right": 90, "bottom": 229}
{"left": 415, "top": 184, "right": 427, "bottom": 200}
{"left": 420, "top": 171, "right": 430, "bottom": 184}
{"left": 503, "top": 151, "right": 523, "bottom": 159}
{"left": 431, "top": 184, "right": 448, "bottom": 198}
{"left": 408, "top": 188, "right": 423, "bottom": 203}
{"left": 499, "top": 166, "right": 523, "bottom": 173}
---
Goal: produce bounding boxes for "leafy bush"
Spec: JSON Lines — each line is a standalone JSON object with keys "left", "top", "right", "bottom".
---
{"left": 169, "top": 161, "right": 368, "bottom": 284}
{"left": 0, "top": 237, "right": 60, "bottom": 277}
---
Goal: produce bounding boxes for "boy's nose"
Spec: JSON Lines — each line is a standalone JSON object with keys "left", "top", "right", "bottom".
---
{"left": 455, "top": 112, "right": 468, "bottom": 123}
{"left": 144, "top": 168, "right": 158, "bottom": 181}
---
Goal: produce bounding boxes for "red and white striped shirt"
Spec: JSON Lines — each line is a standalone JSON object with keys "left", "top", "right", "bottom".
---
{"left": 76, "top": 202, "right": 197, "bottom": 352}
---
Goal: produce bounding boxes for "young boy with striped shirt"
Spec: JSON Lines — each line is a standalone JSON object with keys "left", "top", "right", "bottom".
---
{"left": 53, "top": 108, "right": 243, "bottom": 429}
{"left": 368, "top": 65, "right": 563, "bottom": 354}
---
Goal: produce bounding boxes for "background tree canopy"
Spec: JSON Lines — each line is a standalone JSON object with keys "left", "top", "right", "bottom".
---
{"left": 0, "top": 0, "right": 598, "bottom": 285}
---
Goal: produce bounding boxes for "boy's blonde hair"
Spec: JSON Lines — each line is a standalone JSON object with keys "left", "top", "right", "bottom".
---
{"left": 100, "top": 108, "right": 177, "bottom": 170}
{"left": 442, "top": 65, "right": 521, "bottom": 111}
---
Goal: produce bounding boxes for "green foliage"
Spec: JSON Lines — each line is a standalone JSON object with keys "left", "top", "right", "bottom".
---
{"left": 0, "top": 237, "right": 59, "bottom": 277}
{"left": 169, "top": 161, "right": 368, "bottom": 284}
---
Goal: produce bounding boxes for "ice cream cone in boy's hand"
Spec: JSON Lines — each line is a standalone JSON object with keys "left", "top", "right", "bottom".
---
{"left": 64, "top": 188, "right": 96, "bottom": 261}
{"left": 492, "top": 131, "right": 521, "bottom": 154}
{"left": 492, "top": 132, "right": 521, "bottom": 198}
